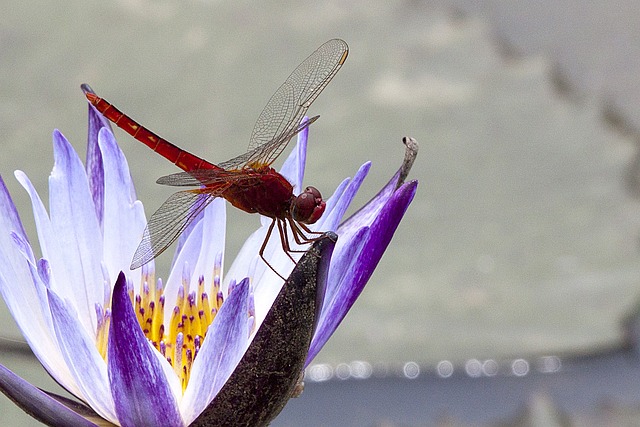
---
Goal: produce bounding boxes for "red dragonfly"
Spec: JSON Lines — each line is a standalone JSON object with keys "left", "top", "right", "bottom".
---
{"left": 83, "top": 39, "right": 348, "bottom": 277}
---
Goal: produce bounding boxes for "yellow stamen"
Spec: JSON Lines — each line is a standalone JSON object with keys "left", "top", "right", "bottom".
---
{"left": 134, "top": 295, "right": 143, "bottom": 330}
{"left": 96, "top": 311, "right": 110, "bottom": 359}
{"left": 96, "top": 258, "right": 229, "bottom": 393}
{"left": 201, "top": 293, "right": 212, "bottom": 329}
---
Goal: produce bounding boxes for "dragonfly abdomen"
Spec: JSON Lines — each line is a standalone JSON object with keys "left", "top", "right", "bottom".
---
{"left": 82, "top": 87, "right": 216, "bottom": 172}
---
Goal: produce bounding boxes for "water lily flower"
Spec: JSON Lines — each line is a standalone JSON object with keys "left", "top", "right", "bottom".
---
{"left": 0, "top": 99, "right": 417, "bottom": 426}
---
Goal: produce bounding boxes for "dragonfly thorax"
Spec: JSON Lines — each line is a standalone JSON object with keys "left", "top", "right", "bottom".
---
{"left": 222, "top": 168, "right": 295, "bottom": 219}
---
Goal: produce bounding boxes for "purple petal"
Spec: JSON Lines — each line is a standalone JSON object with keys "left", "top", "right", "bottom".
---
{"left": 49, "top": 130, "right": 103, "bottom": 329}
{"left": 306, "top": 181, "right": 418, "bottom": 364}
{"left": 48, "top": 289, "right": 117, "bottom": 423}
{"left": 318, "top": 162, "right": 371, "bottom": 231}
{"left": 170, "top": 193, "right": 225, "bottom": 273}
{"left": 338, "top": 168, "right": 403, "bottom": 237}
{"left": 191, "top": 198, "right": 226, "bottom": 283}
{"left": 109, "top": 272, "right": 183, "bottom": 427}
{"left": 180, "top": 278, "right": 250, "bottom": 424}
{"left": 0, "top": 363, "right": 99, "bottom": 427}
{"left": 86, "top": 96, "right": 113, "bottom": 227}
{"left": 320, "top": 226, "right": 369, "bottom": 305}
{"left": 320, "top": 177, "right": 349, "bottom": 222}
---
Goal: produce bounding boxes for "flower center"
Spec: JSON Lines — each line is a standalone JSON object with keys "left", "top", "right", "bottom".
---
{"left": 96, "top": 256, "right": 225, "bottom": 392}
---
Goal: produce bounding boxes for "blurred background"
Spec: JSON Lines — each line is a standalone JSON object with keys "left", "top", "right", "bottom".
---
{"left": 3, "top": 1, "right": 640, "bottom": 425}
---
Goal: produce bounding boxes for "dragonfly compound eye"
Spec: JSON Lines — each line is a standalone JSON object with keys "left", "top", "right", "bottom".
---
{"left": 291, "top": 186, "right": 325, "bottom": 224}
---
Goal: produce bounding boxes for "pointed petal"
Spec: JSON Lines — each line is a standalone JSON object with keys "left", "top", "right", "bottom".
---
{"left": 219, "top": 221, "right": 297, "bottom": 311}
{"left": 86, "top": 97, "right": 113, "bottom": 227}
{"left": 44, "top": 391, "right": 116, "bottom": 426}
{"left": 99, "top": 128, "right": 147, "bottom": 281}
{"left": 0, "top": 175, "right": 27, "bottom": 238}
{"left": 338, "top": 167, "right": 405, "bottom": 237}
{"left": 6, "top": 241, "right": 83, "bottom": 397}
{"left": 321, "top": 226, "right": 369, "bottom": 305}
{"left": 307, "top": 181, "right": 418, "bottom": 363}
{"left": 0, "top": 176, "right": 80, "bottom": 395}
{"left": 0, "top": 176, "right": 43, "bottom": 326}
{"left": 5, "top": 232, "right": 52, "bottom": 333}
{"left": 42, "top": 390, "right": 115, "bottom": 427}
{"left": 108, "top": 272, "right": 183, "bottom": 427}
{"left": 191, "top": 233, "right": 336, "bottom": 427}
{"left": 317, "top": 177, "right": 349, "bottom": 226}
{"left": 338, "top": 137, "right": 417, "bottom": 236}
{"left": 49, "top": 130, "right": 103, "bottom": 331}
{"left": 180, "top": 278, "right": 250, "bottom": 424}
{"left": 0, "top": 363, "right": 99, "bottom": 427}
{"left": 48, "top": 289, "right": 117, "bottom": 423}
{"left": 14, "top": 170, "right": 72, "bottom": 293}
{"left": 318, "top": 162, "right": 371, "bottom": 231}
{"left": 170, "top": 214, "right": 202, "bottom": 271}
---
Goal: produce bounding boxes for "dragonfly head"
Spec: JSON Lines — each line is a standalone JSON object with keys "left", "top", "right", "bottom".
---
{"left": 291, "top": 186, "right": 325, "bottom": 224}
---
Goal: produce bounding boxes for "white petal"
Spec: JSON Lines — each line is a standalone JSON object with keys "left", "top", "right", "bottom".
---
{"left": 6, "top": 174, "right": 82, "bottom": 395}
{"left": 48, "top": 289, "right": 117, "bottom": 423}
{"left": 99, "top": 128, "right": 147, "bottom": 283}
{"left": 48, "top": 130, "right": 103, "bottom": 334}
{"left": 164, "top": 198, "right": 226, "bottom": 317}
{"left": 190, "top": 197, "right": 226, "bottom": 292}
{"left": 14, "top": 171, "right": 73, "bottom": 304}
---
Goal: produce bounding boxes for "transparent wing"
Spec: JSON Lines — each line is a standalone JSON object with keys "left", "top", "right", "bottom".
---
{"left": 218, "top": 39, "right": 348, "bottom": 170}
{"left": 217, "top": 115, "right": 318, "bottom": 170}
{"left": 156, "top": 169, "right": 235, "bottom": 187}
{"left": 130, "top": 187, "right": 229, "bottom": 269}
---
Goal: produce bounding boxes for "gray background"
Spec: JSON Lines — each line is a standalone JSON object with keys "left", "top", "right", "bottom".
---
{"left": 2, "top": 1, "right": 640, "bottom": 425}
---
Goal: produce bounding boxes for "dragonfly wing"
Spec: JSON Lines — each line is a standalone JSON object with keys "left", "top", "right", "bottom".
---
{"left": 130, "top": 187, "right": 228, "bottom": 269}
{"left": 255, "top": 115, "right": 319, "bottom": 165}
{"left": 157, "top": 169, "right": 228, "bottom": 187}
{"left": 219, "top": 39, "right": 348, "bottom": 171}
{"left": 217, "top": 115, "right": 319, "bottom": 171}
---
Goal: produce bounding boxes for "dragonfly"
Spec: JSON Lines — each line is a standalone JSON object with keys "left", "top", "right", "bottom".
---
{"left": 82, "top": 39, "right": 349, "bottom": 278}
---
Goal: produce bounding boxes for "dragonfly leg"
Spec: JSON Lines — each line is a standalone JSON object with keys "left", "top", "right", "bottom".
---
{"left": 290, "top": 219, "right": 326, "bottom": 247}
{"left": 259, "top": 217, "right": 324, "bottom": 279}
{"left": 288, "top": 220, "right": 310, "bottom": 246}
{"left": 283, "top": 218, "right": 317, "bottom": 251}
{"left": 277, "top": 218, "right": 298, "bottom": 264}
{"left": 296, "top": 221, "right": 324, "bottom": 237}
{"left": 284, "top": 219, "right": 323, "bottom": 260}
{"left": 293, "top": 221, "right": 323, "bottom": 259}
{"left": 259, "top": 218, "right": 286, "bottom": 280}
